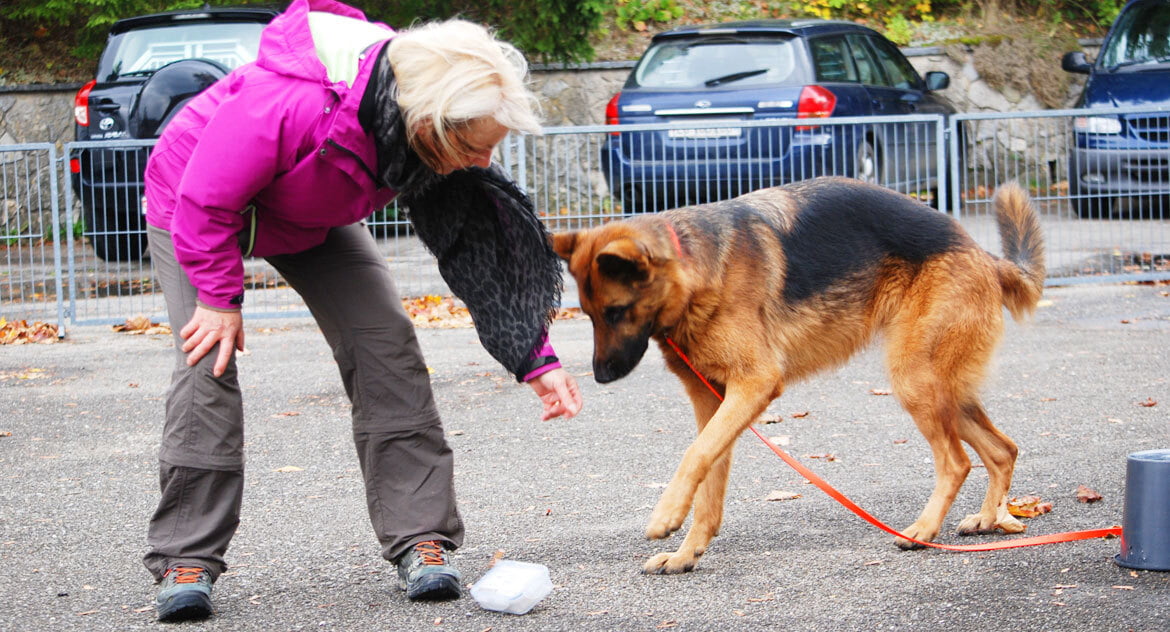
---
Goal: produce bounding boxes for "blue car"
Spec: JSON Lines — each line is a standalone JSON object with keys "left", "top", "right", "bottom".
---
{"left": 1063, "top": 0, "right": 1170, "bottom": 218}
{"left": 600, "top": 19, "right": 956, "bottom": 213}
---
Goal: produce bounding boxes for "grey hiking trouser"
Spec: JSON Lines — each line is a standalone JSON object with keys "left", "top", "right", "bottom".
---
{"left": 143, "top": 223, "right": 464, "bottom": 582}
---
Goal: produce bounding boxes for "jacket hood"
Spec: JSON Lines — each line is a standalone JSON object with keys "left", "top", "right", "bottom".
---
{"left": 1083, "top": 68, "right": 1170, "bottom": 109}
{"left": 256, "top": 0, "right": 374, "bottom": 81}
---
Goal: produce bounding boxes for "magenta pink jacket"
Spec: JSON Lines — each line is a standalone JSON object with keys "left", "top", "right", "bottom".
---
{"left": 144, "top": 0, "right": 562, "bottom": 381}
{"left": 144, "top": 0, "right": 395, "bottom": 311}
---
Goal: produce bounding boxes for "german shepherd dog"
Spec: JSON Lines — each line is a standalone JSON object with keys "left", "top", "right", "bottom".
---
{"left": 552, "top": 176, "right": 1045, "bottom": 574}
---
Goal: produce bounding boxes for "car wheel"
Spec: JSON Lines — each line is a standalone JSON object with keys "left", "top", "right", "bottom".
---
{"left": 84, "top": 200, "right": 148, "bottom": 262}
{"left": 854, "top": 139, "right": 880, "bottom": 185}
{"left": 1071, "top": 193, "right": 1110, "bottom": 219}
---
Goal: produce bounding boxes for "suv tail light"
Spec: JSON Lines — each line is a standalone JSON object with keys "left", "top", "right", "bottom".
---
{"left": 796, "top": 85, "right": 836, "bottom": 130}
{"left": 605, "top": 93, "right": 621, "bottom": 136}
{"left": 74, "top": 80, "right": 97, "bottom": 126}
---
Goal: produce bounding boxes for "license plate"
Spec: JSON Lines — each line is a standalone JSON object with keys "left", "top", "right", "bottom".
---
{"left": 667, "top": 127, "right": 742, "bottom": 139}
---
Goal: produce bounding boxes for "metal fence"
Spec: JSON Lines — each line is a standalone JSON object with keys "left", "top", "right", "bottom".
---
{"left": 2, "top": 108, "right": 1168, "bottom": 336}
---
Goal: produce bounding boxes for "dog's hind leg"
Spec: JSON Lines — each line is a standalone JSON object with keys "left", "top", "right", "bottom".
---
{"left": 886, "top": 319, "right": 974, "bottom": 548}
{"left": 955, "top": 401, "right": 1025, "bottom": 535}
{"left": 891, "top": 389, "right": 972, "bottom": 549}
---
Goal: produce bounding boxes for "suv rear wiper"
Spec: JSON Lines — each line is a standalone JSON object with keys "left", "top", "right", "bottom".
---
{"left": 704, "top": 68, "right": 767, "bottom": 87}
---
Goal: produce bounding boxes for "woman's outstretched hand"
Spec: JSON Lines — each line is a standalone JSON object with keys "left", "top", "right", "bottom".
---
{"left": 527, "top": 367, "right": 583, "bottom": 420}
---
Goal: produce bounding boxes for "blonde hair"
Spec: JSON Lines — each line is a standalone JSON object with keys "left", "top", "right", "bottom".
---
{"left": 386, "top": 19, "right": 541, "bottom": 169}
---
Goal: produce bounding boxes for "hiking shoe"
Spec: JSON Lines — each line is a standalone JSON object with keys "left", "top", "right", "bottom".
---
{"left": 155, "top": 566, "right": 213, "bottom": 622}
{"left": 396, "top": 540, "right": 462, "bottom": 601}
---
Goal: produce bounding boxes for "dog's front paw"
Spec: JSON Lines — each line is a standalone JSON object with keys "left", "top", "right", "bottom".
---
{"left": 645, "top": 498, "right": 688, "bottom": 540}
{"left": 644, "top": 513, "right": 683, "bottom": 540}
{"left": 642, "top": 550, "right": 700, "bottom": 575}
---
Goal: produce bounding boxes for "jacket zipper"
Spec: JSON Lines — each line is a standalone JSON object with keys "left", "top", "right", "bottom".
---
{"left": 324, "top": 139, "right": 379, "bottom": 184}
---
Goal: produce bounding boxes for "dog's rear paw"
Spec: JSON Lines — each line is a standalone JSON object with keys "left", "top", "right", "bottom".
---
{"left": 956, "top": 511, "right": 1027, "bottom": 536}
{"left": 642, "top": 550, "right": 700, "bottom": 575}
{"left": 894, "top": 522, "right": 939, "bottom": 550}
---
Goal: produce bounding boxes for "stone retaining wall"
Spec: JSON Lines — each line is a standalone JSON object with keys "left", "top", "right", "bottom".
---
{"left": 0, "top": 44, "right": 1098, "bottom": 146}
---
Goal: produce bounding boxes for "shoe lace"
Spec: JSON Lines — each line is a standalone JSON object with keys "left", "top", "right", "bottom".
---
{"left": 167, "top": 567, "right": 206, "bottom": 584}
{"left": 414, "top": 541, "right": 447, "bottom": 566}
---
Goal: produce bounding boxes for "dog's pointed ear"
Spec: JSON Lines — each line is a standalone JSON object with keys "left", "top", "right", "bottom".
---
{"left": 596, "top": 238, "right": 650, "bottom": 285}
{"left": 551, "top": 231, "right": 578, "bottom": 261}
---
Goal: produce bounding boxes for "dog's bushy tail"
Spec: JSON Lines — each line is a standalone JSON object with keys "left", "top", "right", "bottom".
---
{"left": 992, "top": 182, "right": 1046, "bottom": 322}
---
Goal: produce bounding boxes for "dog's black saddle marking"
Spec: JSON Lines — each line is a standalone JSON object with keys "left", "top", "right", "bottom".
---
{"left": 706, "top": 180, "right": 962, "bottom": 304}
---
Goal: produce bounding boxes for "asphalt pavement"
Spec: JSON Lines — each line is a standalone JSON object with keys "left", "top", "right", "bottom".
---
{"left": 1, "top": 282, "right": 1168, "bottom": 631}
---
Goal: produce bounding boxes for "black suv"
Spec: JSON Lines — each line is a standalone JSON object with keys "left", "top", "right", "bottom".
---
{"left": 70, "top": 7, "right": 278, "bottom": 261}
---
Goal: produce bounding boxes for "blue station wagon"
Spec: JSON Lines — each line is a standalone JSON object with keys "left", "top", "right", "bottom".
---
{"left": 600, "top": 19, "right": 957, "bottom": 212}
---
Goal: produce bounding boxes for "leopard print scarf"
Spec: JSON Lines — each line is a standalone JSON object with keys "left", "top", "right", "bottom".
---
{"left": 369, "top": 51, "right": 562, "bottom": 380}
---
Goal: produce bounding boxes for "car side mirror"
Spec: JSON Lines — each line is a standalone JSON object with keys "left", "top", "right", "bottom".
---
{"left": 1062, "top": 51, "right": 1092, "bottom": 74}
{"left": 924, "top": 71, "right": 949, "bottom": 92}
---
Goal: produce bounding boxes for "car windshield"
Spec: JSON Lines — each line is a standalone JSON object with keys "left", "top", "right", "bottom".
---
{"left": 1099, "top": 2, "right": 1170, "bottom": 70}
{"left": 108, "top": 22, "right": 266, "bottom": 79}
{"left": 633, "top": 36, "right": 800, "bottom": 88}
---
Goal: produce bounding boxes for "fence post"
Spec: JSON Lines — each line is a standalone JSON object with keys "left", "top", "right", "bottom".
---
{"left": 49, "top": 146, "right": 66, "bottom": 337}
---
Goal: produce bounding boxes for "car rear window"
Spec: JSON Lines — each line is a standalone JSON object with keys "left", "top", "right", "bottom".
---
{"left": 633, "top": 36, "right": 801, "bottom": 89}
{"left": 109, "top": 22, "right": 267, "bottom": 77}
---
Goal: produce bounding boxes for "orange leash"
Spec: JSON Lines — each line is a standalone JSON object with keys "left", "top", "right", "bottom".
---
{"left": 664, "top": 336, "right": 1123, "bottom": 551}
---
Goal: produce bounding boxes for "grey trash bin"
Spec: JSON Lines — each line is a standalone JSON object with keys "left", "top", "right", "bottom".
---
{"left": 1115, "top": 449, "right": 1170, "bottom": 571}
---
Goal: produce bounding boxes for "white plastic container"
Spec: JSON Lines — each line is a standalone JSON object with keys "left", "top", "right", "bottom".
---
{"left": 469, "top": 560, "right": 553, "bottom": 615}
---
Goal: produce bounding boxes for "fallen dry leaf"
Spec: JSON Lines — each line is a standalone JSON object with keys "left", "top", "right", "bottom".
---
{"left": 870, "top": 389, "right": 891, "bottom": 396}
{"left": 764, "top": 490, "right": 802, "bottom": 502}
{"left": 656, "top": 621, "right": 678, "bottom": 630}
{"left": 0, "top": 318, "right": 59, "bottom": 344}
{"left": 791, "top": 410, "right": 810, "bottom": 418}
{"left": 1137, "top": 397, "right": 1157, "bottom": 408}
{"left": 274, "top": 466, "right": 303, "bottom": 473}
{"left": 553, "top": 307, "right": 586, "bottom": 320}
{"left": 1007, "top": 495, "right": 1054, "bottom": 518}
{"left": 1075, "top": 485, "right": 1104, "bottom": 503}
{"left": 403, "top": 295, "right": 473, "bottom": 328}
{"left": 111, "top": 315, "right": 172, "bottom": 335}
{"left": 805, "top": 453, "right": 837, "bottom": 461}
